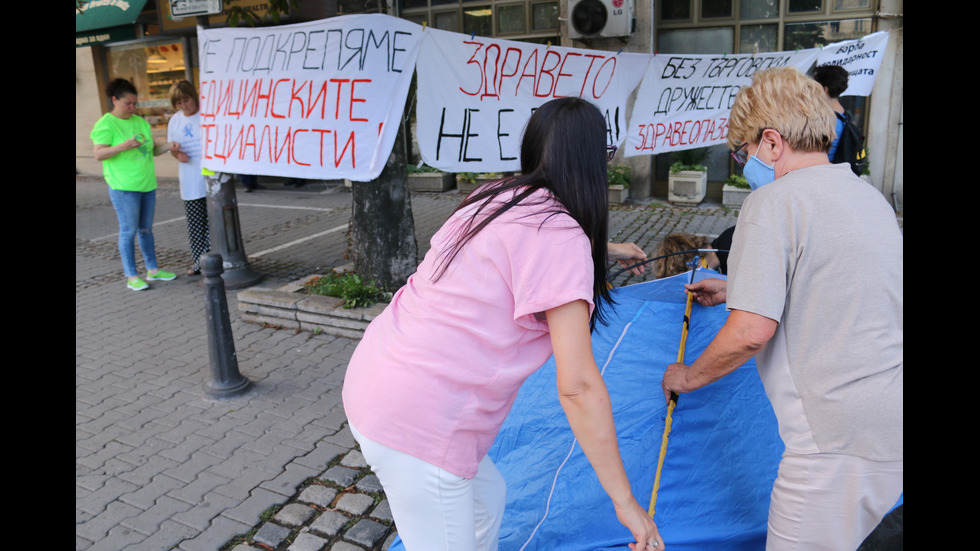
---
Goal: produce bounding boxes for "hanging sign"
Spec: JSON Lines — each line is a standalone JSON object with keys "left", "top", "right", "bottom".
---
{"left": 815, "top": 31, "right": 889, "bottom": 97}
{"left": 171, "top": 0, "right": 221, "bottom": 18}
{"left": 197, "top": 14, "right": 422, "bottom": 181}
{"left": 625, "top": 50, "right": 820, "bottom": 156}
{"left": 416, "top": 27, "right": 650, "bottom": 173}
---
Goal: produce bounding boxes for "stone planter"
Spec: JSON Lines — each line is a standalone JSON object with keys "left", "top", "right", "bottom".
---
{"left": 608, "top": 185, "right": 629, "bottom": 204}
{"left": 237, "top": 275, "right": 388, "bottom": 339}
{"left": 722, "top": 184, "right": 751, "bottom": 208}
{"left": 668, "top": 170, "right": 707, "bottom": 205}
{"left": 407, "top": 172, "right": 455, "bottom": 192}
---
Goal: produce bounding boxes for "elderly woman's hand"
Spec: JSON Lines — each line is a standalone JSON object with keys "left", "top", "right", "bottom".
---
{"left": 683, "top": 278, "right": 727, "bottom": 307}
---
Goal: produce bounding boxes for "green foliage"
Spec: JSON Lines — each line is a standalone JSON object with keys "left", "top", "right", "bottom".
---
{"left": 607, "top": 165, "right": 632, "bottom": 188}
{"left": 407, "top": 163, "right": 442, "bottom": 174}
{"left": 303, "top": 272, "right": 390, "bottom": 309}
{"left": 669, "top": 147, "right": 709, "bottom": 173}
{"left": 724, "top": 173, "right": 750, "bottom": 189}
{"left": 456, "top": 172, "right": 502, "bottom": 184}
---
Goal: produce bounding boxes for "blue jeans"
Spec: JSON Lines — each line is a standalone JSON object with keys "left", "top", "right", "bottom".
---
{"left": 108, "top": 188, "right": 158, "bottom": 277}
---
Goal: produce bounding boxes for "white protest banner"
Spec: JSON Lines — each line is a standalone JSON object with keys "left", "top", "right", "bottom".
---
{"left": 815, "top": 31, "right": 889, "bottom": 96}
{"left": 416, "top": 28, "right": 651, "bottom": 173}
{"left": 197, "top": 14, "right": 422, "bottom": 181}
{"left": 625, "top": 50, "right": 819, "bottom": 156}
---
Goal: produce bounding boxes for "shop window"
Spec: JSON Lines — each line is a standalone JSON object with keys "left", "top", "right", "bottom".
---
{"left": 519, "top": 35, "right": 559, "bottom": 45}
{"left": 834, "top": 0, "right": 871, "bottom": 9}
{"left": 531, "top": 2, "right": 558, "bottom": 31}
{"left": 739, "top": 24, "right": 778, "bottom": 53}
{"left": 660, "top": 0, "right": 691, "bottom": 21}
{"left": 788, "top": 0, "right": 822, "bottom": 13}
{"left": 658, "top": 27, "right": 734, "bottom": 54}
{"left": 401, "top": 0, "right": 558, "bottom": 39}
{"left": 434, "top": 10, "right": 459, "bottom": 31}
{"left": 740, "top": 0, "right": 778, "bottom": 19}
{"left": 463, "top": 5, "right": 493, "bottom": 36}
{"left": 784, "top": 21, "right": 822, "bottom": 50}
{"left": 784, "top": 17, "right": 871, "bottom": 49}
{"left": 106, "top": 40, "right": 185, "bottom": 138}
{"left": 497, "top": 4, "right": 525, "bottom": 34}
{"left": 403, "top": 13, "right": 428, "bottom": 26}
{"left": 702, "top": 0, "right": 733, "bottom": 19}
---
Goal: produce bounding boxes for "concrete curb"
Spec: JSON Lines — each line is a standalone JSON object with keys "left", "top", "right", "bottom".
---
{"left": 237, "top": 277, "right": 388, "bottom": 339}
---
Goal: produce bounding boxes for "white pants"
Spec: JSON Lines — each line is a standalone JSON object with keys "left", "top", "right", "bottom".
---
{"left": 350, "top": 423, "right": 506, "bottom": 551}
{"left": 766, "top": 452, "right": 903, "bottom": 551}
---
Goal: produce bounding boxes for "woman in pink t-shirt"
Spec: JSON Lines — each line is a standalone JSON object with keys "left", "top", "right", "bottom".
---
{"left": 343, "top": 97, "right": 663, "bottom": 551}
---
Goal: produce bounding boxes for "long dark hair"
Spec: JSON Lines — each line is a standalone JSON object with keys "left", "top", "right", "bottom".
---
{"left": 433, "top": 97, "right": 613, "bottom": 330}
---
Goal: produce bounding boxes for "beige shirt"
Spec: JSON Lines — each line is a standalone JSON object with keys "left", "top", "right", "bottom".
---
{"left": 726, "top": 164, "right": 903, "bottom": 461}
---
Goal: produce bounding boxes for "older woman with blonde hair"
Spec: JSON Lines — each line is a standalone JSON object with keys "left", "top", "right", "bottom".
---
{"left": 662, "top": 67, "right": 903, "bottom": 550}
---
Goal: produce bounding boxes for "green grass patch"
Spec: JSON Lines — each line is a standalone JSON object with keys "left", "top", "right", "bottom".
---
{"left": 302, "top": 272, "right": 390, "bottom": 309}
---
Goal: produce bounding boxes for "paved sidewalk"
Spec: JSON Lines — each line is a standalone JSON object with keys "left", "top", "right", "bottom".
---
{"left": 78, "top": 175, "right": 897, "bottom": 551}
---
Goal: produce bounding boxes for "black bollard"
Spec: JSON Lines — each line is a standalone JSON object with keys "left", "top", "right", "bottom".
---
{"left": 201, "top": 252, "right": 252, "bottom": 399}
{"left": 205, "top": 172, "right": 262, "bottom": 289}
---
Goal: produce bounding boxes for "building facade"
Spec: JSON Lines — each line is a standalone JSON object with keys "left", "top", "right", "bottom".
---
{"left": 75, "top": 0, "right": 902, "bottom": 208}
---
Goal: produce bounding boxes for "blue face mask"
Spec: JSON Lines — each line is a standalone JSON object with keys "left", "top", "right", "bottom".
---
{"left": 743, "top": 143, "right": 775, "bottom": 190}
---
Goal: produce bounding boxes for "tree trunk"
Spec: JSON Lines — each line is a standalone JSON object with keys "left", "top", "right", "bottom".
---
{"left": 349, "top": 125, "right": 419, "bottom": 291}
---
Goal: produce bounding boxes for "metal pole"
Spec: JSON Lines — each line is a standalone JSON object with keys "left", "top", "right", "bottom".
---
{"left": 205, "top": 172, "right": 262, "bottom": 289}
{"left": 649, "top": 258, "right": 705, "bottom": 518}
{"left": 201, "top": 252, "right": 252, "bottom": 399}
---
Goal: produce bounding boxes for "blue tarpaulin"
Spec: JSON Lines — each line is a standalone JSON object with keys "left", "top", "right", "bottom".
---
{"left": 390, "top": 272, "right": 788, "bottom": 550}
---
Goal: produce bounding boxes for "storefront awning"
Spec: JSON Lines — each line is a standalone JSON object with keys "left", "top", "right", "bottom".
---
{"left": 76, "top": 0, "right": 148, "bottom": 47}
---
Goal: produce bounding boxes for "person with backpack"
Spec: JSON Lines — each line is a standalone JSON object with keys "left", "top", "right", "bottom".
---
{"left": 812, "top": 64, "right": 869, "bottom": 176}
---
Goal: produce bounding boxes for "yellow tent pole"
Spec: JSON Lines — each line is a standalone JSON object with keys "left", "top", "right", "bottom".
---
{"left": 648, "top": 260, "right": 703, "bottom": 518}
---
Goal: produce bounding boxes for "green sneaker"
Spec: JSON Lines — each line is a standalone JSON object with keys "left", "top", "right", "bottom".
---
{"left": 127, "top": 278, "right": 149, "bottom": 291}
{"left": 147, "top": 270, "right": 177, "bottom": 281}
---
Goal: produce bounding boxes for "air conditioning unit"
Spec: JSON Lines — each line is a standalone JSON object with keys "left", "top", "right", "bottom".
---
{"left": 568, "top": 0, "right": 635, "bottom": 39}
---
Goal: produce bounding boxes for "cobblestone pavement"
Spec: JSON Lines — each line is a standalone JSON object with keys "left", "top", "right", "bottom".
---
{"left": 77, "top": 174, "right": 900, "bottom": 551}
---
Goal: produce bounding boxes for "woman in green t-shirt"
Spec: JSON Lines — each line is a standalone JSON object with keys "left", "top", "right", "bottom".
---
{"left": 91, "top": 78, "right": 179, "bottom": 291}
